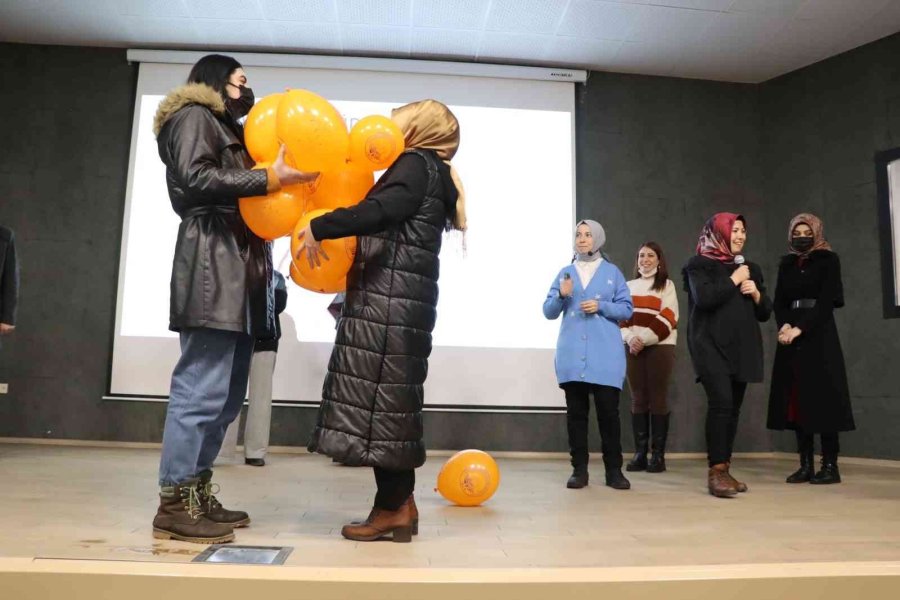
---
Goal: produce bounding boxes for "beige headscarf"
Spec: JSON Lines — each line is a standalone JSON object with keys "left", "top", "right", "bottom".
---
{"left": 391, "top": 99, "right": 466, "bottom": 231}
{"left": 788, "top": 212, "right": 831, "bottom": 256}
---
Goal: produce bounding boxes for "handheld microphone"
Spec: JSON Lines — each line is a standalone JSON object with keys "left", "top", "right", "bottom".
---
{"left": 734, "top": 255, "right": 745, "bottom": 266}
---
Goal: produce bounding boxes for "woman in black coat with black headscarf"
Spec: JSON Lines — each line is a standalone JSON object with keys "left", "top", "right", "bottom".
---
{"left": 768, "top": 213, "right": 854, "bottom": 485}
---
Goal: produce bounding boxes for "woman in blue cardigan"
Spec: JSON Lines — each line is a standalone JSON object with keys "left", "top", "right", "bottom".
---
{"left": 544, "top": 220, "right": 634, "bottom": 490}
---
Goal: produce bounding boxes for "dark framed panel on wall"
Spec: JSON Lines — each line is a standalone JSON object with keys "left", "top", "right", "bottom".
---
{"left": 875, "top": 148, "right": 900, "bottom": 318}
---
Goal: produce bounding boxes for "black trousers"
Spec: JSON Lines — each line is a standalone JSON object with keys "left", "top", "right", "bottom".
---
{"left": 796, "top": 431, "right": 840, "bottom": 457}
{"left": 700, "top": 374, "right": 748, "bottom": 467}
{"left": 373, "top": 467, "right": 415, "bottom": 511}
{"left": 563, "top": 382, "right": 623, "bottom": 471}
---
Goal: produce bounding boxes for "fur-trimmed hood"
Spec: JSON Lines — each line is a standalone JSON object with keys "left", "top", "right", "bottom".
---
{"left": 153, "top": 83, "right": 225, "bottom": 137}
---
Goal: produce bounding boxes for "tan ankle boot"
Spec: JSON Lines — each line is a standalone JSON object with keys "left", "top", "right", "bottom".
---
{"left": 725, "top": 461, "right": 748, "bottom": 492}
{"left": 708, "top": 464, "right": 738, "bottom": 498}
{"left": 341, "top": 502, "right": 414, "bottom": 543}
{"left": 351, "top": 494, "right": 419, "bottom": 535}
{"left": 197, "top": 470, "right": 250, "bottom": 527}
{"left": 152, "top": 478, "right": 235, "bottom": 544}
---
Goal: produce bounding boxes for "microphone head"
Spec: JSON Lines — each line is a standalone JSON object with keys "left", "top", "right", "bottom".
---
{"left": 734, "top": 254, "right": 745, "bottom": 265}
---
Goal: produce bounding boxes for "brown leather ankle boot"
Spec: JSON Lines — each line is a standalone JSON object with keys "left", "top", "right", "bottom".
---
{"left": 708, "top": 464, "right": 738, "bottom": 498}
{"left": 197, "top": 470, "right": 250, "bottom": 527}
{"left": 351, "top": 494, "right": 419, "bottom": 535}
{"left": 725, "top": 461, "right": 748, "bottom": 492}
{"left": 341, "top": 502, "right": 414, "bottom": 543}
{"left": 152, "top": 478, "right": 235, "bottom": 544}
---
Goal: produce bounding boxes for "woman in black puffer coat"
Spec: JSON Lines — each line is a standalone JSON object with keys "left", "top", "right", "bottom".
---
{"left": 297, "top": 100, "right": 465, "bottom": 543}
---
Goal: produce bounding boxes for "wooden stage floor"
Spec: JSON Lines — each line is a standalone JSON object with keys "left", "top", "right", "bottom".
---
{"left": 0, "top": 441, "right": 897, "bottom": 599}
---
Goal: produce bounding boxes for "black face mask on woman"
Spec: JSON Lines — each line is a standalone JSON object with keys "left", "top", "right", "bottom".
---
{"left": 225, "top": 84, "right": 255, "bottom": 120}
{"left": 790, "top": 236, "right": 814, "bottom": 253}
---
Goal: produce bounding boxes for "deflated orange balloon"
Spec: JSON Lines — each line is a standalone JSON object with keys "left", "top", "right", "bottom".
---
{"left": 435, "top": 450, "right": 501, "bottom": 507}
{"left": 276, "top": 89, "right": 349, "bottom": 172}
{"left": 244, "top": 93, "right": 283, "bottom": 164}
{"left": 348, "top": 115, "right": 405, "bottom": 171}
{"left": 306, "top": 167, "right": 374, "bottom": 211}
{"left": 289, "top": 208, "right": 357, "bottom": 293}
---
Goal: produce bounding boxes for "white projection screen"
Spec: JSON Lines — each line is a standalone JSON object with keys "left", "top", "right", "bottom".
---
{"left": 111, "top": 51, "right": 580, "bottom": 410}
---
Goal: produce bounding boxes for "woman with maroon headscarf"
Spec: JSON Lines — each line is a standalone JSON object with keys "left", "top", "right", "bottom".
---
{"left": 767, "top": 213, "right": 853, "bottom": 485}
{"left": 683, "top": 213, "right": 772, "bottom": 498}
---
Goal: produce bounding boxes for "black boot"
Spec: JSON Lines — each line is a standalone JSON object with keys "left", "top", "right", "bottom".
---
{"left": 810, "top": 454, "right": 841, "bottom": 484}
{"left": 567, "top": 465, "right": 589, "bottom": 489}
{"left": 786, "top": 432, "right": 814, "bottom": 483}
{"left": 626, "top": 413, "right": 649, "bottom": 472}
{"left": 605, "top": 468, "right": 631, "bottom": 490}
{"left": 647, "top": 413, "right": 669, "bottom": 473}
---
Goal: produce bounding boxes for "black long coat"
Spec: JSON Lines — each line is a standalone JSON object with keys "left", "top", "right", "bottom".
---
{"left": 306, "top": 149, "right": 457, "bottom": 470}
{"left": 0, "top": 226, "right": 18, "bottom": 327}
{"left": 154, "top": 83, "right": 275, "bottom": 338}
{"left": 682, "top": 255, "right": 773, "bottom": 383}
{"left": 767, "top": 251, "right": 854, "bottom": 432}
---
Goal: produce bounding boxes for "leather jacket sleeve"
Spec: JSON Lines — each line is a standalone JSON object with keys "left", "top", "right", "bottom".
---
{"left": 166, "top": 105, "right": 268, "bottom": 200}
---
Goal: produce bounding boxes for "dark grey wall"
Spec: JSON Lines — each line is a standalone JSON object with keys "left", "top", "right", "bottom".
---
{"left": 575, "top": 72, "right": 775, "bottom": 454}
{"left": 0, "top": 39, "right": 897, "bottom": 459}
{"left": 759, "top": 34, "right": 900, "bottom": 459}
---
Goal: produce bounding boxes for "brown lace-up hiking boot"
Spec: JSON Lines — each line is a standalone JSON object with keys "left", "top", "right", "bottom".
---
{"left": 197, "top": 470, "right": 250, "bottom": 527}
{"left": 152, "top": 478, "right": 234, "bottom": 544}
{"left": 341, "top": 502, "right": 414, "bottom": 543}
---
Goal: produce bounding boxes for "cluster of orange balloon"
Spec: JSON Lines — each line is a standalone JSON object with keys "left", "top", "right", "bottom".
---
{"left": 435, "top": 450, "right": 501, "bottom": 507}
{"left": 239, "top": 89, "right": 406, "bottom": 293}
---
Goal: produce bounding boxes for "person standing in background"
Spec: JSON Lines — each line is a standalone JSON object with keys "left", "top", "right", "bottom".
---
{"left": 682, "top": 213, "right": 772, "bottom": 498}
{"left": 543, "top": 220, "right": 634, "bottom": 491}
{"left": 767, "top": 213, "right": 854, "bottom": 485}
{"left": 218, "top": 268, "right": 288, "bottom": 467}
{"left": 0, "top": 225, "right": 18, "bottom": 344}
{"left": 620, "top": 242, "right": 678, "bottom": 474}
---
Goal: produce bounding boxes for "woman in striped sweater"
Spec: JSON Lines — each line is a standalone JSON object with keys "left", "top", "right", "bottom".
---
{"left": 620, "top": 242, "right": 678, "bottom": 473}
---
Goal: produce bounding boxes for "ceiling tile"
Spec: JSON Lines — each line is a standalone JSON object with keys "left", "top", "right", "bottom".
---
{"left": 412, "top": 0, "right": 489, "bottom": 30}
{"left": 613, "top": 0, "right": 734, "bottom": 10}
{"left": 477, "top": 32, "right": 554, "bottom": 62}
{"left": 116, "top": 0, "right": 190, "bottom": 18}
{"left": 544, "top": 36, "right": 623, "bottom": 69}
{"left": 727, "top": 0, "right": 805, "bottom": 17}
{"left": 606, "top": 40, "right": 679, "bottom": 78}
{"left": 341, "top": 25, "right": 411, "bottom": 56}
{"left": 268, "top": 21, "right": 342, "bottom": 51}
{"left": 411, "top": 28, "right": 479, "bottom": 59}
{"left": 184, "top": 0, "right": 264, "bottom": 20}
{"left": 337, "top": 0, "right": 411, "bottom": 26}
{"left": 794, "top": 0, "right": 892, "bottom": 22}
{"left": 192, "top": 18, "right": 274, "bottom": 46}
{"left": 628, "top": 4, "right": 719, "bottom": 44}
{"left": 121, "top": 16, "right": 201, "bottom": 45}
{"left": 484, "top": 0, "right": 568, "bottom": 35}
{"left": 259, "top": 0, "right": 336, "bottom": 22}
{"left": 557, "top": 0, "right": 643, "bottom": 40}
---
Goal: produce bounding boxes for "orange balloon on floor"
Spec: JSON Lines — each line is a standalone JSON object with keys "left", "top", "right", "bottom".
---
{"left": 436, "top": 450, "right": 500, "bottom": 507}
{"left": 244, "top": 93, "right": 283, "bottom": 164}
{"left": 348, "top": 115, "right": 405, "bottom": 172}
{"left": 276, "top": 89, "right": 349, "bottom": 173}
{"left": 306, "top": 167, "right": 374, "bottom": 211}
{"left": 289, "top": 209, "right": 357, "bottom": 293}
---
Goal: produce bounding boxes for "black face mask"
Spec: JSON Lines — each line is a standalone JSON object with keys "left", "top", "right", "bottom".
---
{"left": 791, "top": 236, "right": 814, "bottom": 253}
{"left": 225, "top": 84, "right": 255, "bottom": 120}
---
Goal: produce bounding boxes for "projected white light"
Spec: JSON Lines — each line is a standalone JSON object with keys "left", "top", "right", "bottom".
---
{"left": 112, "top": 61, "right": 575, "bottom": 408}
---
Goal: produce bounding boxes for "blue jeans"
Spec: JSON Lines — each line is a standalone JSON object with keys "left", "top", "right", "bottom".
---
{"left": 158, "top": 327, "right": 254, "bottom": 486}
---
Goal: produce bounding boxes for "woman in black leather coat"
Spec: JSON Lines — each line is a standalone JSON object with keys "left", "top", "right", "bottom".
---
{"left": 151, "top": 54, "right": 314, "bottom": 544}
